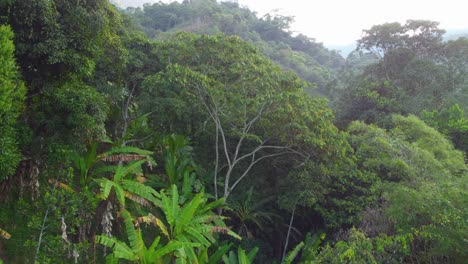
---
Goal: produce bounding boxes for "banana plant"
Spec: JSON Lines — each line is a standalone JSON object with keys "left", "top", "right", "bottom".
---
{"left": 95, "top": 160, "right": 160, "bottom": 209}
{"left": 140, "top": 185, "right": 241, "bottom": 263}
{"left": 222, "top": 247, "right": 259, "bottom": 264}
{"left": 162, "top": 134, "right": 199, "bottom": 198}
{"left": 71, "top": 141, "right": 156, "bottom": 187}
{"left": 96, "top": 210, "right": 198, "bottom": 264}
{"left": 197, "top": 243, "right": 232, "bottom": 264}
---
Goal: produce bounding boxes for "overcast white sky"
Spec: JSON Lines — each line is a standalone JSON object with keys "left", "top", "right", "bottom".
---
{"left": 237, "top": 0, "right": 468, "bottom": 46}
{"left": 117, "top": 0, "right": 468, "bottom": 46}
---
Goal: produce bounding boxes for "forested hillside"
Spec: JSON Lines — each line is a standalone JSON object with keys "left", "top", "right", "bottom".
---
{"left": 125, "top": 0, "right": 345, "bottom": 94}
{"left": 0, "top": 0, "right": 466, "bottom": 263}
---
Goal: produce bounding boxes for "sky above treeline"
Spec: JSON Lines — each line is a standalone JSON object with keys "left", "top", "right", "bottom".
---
{"left": 114, "top": 0, "right": 468, "bottom": 46}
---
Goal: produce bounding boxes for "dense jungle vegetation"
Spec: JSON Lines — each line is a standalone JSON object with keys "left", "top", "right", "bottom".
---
{"left": 0, "top": 0, "right": 467, "bottom": 263}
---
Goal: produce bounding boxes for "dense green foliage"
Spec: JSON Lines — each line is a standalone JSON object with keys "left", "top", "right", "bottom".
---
{"left": 0, "top": 24, "right": 25, "bottom": 179}
{"left": 333, "top": 21, "right": 468, "bottom": 128}
{"left": 0, "top": 1, "right": 466, "bottom": 263}
{"left": 126, "top": 0, "right": 344, "bottom": 94}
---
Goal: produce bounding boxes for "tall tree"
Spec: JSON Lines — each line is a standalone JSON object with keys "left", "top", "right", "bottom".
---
{"left": 141, "top": 33, "right": 346, "bottom": 201}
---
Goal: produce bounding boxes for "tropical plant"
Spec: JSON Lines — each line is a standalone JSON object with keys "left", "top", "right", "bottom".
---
{"left": 161, "top": 134, "right": 202, "bottom": 202}
{"left": 146, "top": 185, "right": 241, "bottom": 261}
{"left": 71, "top": 142, "right": 155, "bottom": 187}
{"left": 95, "top": 160, "right": 160, "bottom": 209}
{"left": 222, "top": 246, "right": 259, "bottom": 264}
{"left": 96, "top": 210, "right": 196, "bottom": 264}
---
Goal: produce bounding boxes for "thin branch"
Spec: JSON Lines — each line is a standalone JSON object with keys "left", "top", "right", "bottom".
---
{"left": 228, "top": 150, "right": 292, "bottom": 198}
{"left": 214, "top": 110, "right": 232, "bottom": 168}
{"left": 282, "top": 204, "right": 296, "bottom": 262}
{"left": 233, "top": 144, "right": 291, "bottom": 167}
{"left": 233, "top": 103, "right": 267, "bottom": 162}
{"left": 214, "top": 125, "right": 219, "bottom": 200}
{"left": 35, "top": 181, "right": 58, "bottom": 263}
{"left": 34, "top": 207, "right": 49, "bottom": 263}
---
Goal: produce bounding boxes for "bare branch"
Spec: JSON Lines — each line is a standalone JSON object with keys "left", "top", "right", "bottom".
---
{"left": 214, "top": 125, "right": 219, "bottom": 200}
{"left": 233, "top": 102, "right": 267, "bottom": 162}
{"left": 233, "top": 144, "right": 291, "bottom": 167}
{"left": 228, "top": 150, "right": 292, "bottom": 197}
